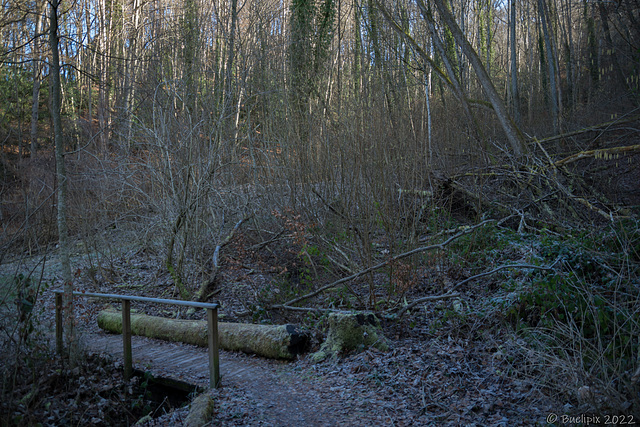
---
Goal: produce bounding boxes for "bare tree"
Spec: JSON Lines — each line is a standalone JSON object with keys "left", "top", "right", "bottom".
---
{"left": 29, "top": 0, "right": 45, "bottom": 159}
{"left": 429, "top": 0, "right": 527, "bottom": 156}
{"left": 538, "top": 0, "right": 559, "bottom": 132}
{"left": 509, "top": 0, "right": 520, "bottom": 125}
{"left": 49, "top": 0, "right": 76, "bottom": 362}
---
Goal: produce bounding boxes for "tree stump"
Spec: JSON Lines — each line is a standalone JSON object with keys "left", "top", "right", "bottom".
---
{"left": 310, "top": 312, "right": 388, "bottom": 363}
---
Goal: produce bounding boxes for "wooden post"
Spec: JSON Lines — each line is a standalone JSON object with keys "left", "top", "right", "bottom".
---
{"left": 122, "top": 299, "right": 132, "bottom": 381}
{"left": 55, "top": 292, "right": 63, "bottom": 355}
{"left": 207, "top": 307, "right": 220, "bottom": 388}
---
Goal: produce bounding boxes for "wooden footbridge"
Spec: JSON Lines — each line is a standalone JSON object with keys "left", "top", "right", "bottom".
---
{"left": 51, "top": 291, "right": 375, "bottom": 425}
{"left": 54, "top": 290, "right": 222, "bottom": 388}
{"left": 82, "top": 330, "right": 218, "bottom": 390}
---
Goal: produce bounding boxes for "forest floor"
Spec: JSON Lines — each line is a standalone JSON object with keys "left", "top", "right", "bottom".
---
{"left": 1, "top": 219, "right": 638, "bottom": 426}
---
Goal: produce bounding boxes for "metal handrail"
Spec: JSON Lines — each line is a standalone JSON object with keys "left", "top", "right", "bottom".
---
{"left": 53, "top": 290, "right": 220, "bottom": 388}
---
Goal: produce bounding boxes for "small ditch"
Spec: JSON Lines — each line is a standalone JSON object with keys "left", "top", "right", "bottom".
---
{"left": 126, "top": 368, "right": 202, "bottom": 422}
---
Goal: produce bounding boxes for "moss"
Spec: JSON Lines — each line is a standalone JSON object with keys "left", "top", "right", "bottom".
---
{"left": 184, "top": 393, "right": 215, "bottom": 427}
{"left": 133, "top": 414, "right": 153, "bottom": 425}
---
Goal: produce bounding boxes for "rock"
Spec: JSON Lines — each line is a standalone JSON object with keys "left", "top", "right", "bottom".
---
{"left": 184, "top": 393, "right": 215, "bottom": 427}
{"left": 576, "top": 385, "right": 592, "bottom": 403}
{"left": 133, "top": 414, "right": 153, "bottom": 425}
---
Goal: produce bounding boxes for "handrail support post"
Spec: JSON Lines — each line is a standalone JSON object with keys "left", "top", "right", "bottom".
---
{"left": 55, "top": 292, "right": 63, "bottom": 355}
{"left": 207, "top": 307, "right": 220, "bottom": 388}
{"left": 122, "top": 299, "right": 132, "bottom": 381}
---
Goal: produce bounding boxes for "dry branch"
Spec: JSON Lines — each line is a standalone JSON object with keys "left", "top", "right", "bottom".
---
{"left": 533, "top": 114, "right": 640, "bottom": 145}
{"left": 395, "top": 260, "right": 560, "bottom": 318}
{"left": 271, "top": 220, "right": 495, "bottom": 310}
{"left": 196, "top": 215, "right": 252, "bottom": 302}
{"left": 554, "top": 144, "right": 640, "bottom": 167}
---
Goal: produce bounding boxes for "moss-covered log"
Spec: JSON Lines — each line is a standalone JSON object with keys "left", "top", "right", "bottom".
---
{"left": 97, "top": 309, "right": 309, "bottom": 360}
{"left": 310, "top": 312, "right": 388, "bottom": 363}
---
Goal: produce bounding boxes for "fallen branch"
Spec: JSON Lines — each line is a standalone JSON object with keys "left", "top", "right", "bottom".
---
{"left": 554, "top": 144, "right": 640, "bottom": 167}
{"left": 271, "top": 219, "right": 495, "bottom": 310}
{"left": 278, "top": 305, "right": 352, "bottom": 313}
{"left": 248, "top": 229, "right": 285, "bottom": 252}
{"left": 533, "top": 113, "right": 640, "bottom": 145}
{"left": 196, "top": 215, "right": 252, "bottom": 302}
{"left": 395, "top": 260, "right": 561, "bottom": 318}
{"left": 213, "top": 215, "right": 253, "bottom": 268}
{"left": 392, "top": 292, "right": 461, "bottom": 319}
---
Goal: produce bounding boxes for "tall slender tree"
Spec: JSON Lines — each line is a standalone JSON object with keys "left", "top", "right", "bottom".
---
{"left": 30, "top": 0, "right": 45, "bottom": 159}
{"left": 538, "top": 0, "right": 559, "bottom": 132}
{"left": 430, "top": 0, "right": 527, "bottom": 156}
{"left": 510, "top": 0, "right": 520, "bottom": 125}
{"left": 49, "top": 0, "right": 75, "bottom": 362}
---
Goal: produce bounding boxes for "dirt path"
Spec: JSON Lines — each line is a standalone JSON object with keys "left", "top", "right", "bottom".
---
{"left": 79, "top": 330, "right": 377, "bottom": 426}
{"left": 0, "top": 246, "right": 391, "bottom": 426}
{"left": 3, "top": 242, "right": 560, "bottom": 425}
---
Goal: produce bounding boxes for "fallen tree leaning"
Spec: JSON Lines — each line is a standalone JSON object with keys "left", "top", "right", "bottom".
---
{"left": 97, "top": 309, "right": 309, "bottom": 360}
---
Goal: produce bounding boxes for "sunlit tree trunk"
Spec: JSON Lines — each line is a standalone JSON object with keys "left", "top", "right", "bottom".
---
{"left": 30, "top": 0, "right": 45, "bottom": 160}
{"left": 425, "top": 45, "right": 433, "bottom": 165}
{"left": 223, "top": 0, "right": 238, "bottom": 135}
{"left": 431, "top": 0, "right": 527, "bottom": 156}
{"left": 416, "top": 0, "right": 480, "bottom": 142}
{"left": 477, "top": 0, "right": 493, "bottom": 77}
{"left": 49, "top": 0, "right": 76, "bottom": 363}
{"left": 509, "top": 0, "right": 520, "bottom": 125}
{"left": 123, "top": 0, "right": 142, "bottom": 146}
{"left": 97, "top": 0, "right": 110, "bottom": 150}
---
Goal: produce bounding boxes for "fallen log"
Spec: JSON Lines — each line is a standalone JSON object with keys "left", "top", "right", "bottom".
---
{"left": 97, "top": 309, "right": 309, "bottom": 360}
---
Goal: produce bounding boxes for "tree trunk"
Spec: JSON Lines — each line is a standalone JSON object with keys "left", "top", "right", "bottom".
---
{"left": 123, "top": 0, "right": 141, "bottom": 146}
{"left": 510, "top": 0, "right": 521, "bottom": 125}
{"left": 584, "top": 0, "right": 599, "bottom": 96}
{"left": 559, "top": 0, "right": 575, "bottom": 110}
{"left": 50, "top": 0, "right": 76, "bottom": 363}
{"left": 97, "top": 0, "right": 110, "bottom": 151}
{"left": 377, "top": 0, "right": 479, "bottom": 141}
{"left": 418, "top": 0, "right": 481, "bottom": 144}
{"left": 430, "top": 0, "right": 527, "bottom": 156}
{"left": 30, "top": 0, "right": 45, "bottom": 160}
{"left": 97, "top": 310, "right": 310, "bottom": 360}
{"left": 223, "top": 0, "right": 238, "bottom": 128}
{"left": 598, "top": 0, "right": 631, "bottom": 97}
{"left": 538, "top": 0, "right": 559, "bottom": 132}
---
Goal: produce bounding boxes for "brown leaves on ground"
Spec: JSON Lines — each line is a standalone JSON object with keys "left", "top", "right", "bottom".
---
{"left": 2, "top": 233, "right": 566, "bottom": 426}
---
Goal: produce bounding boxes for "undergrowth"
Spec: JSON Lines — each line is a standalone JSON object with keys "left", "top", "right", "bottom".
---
{"left": 413, "top": 217, "right": 639, "bottom": 415}
{"left": 494, "top": 220, "right": 640, "bottom": 415}
{"left": 0, "top": 271, "right": 187, "bottom": 425}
